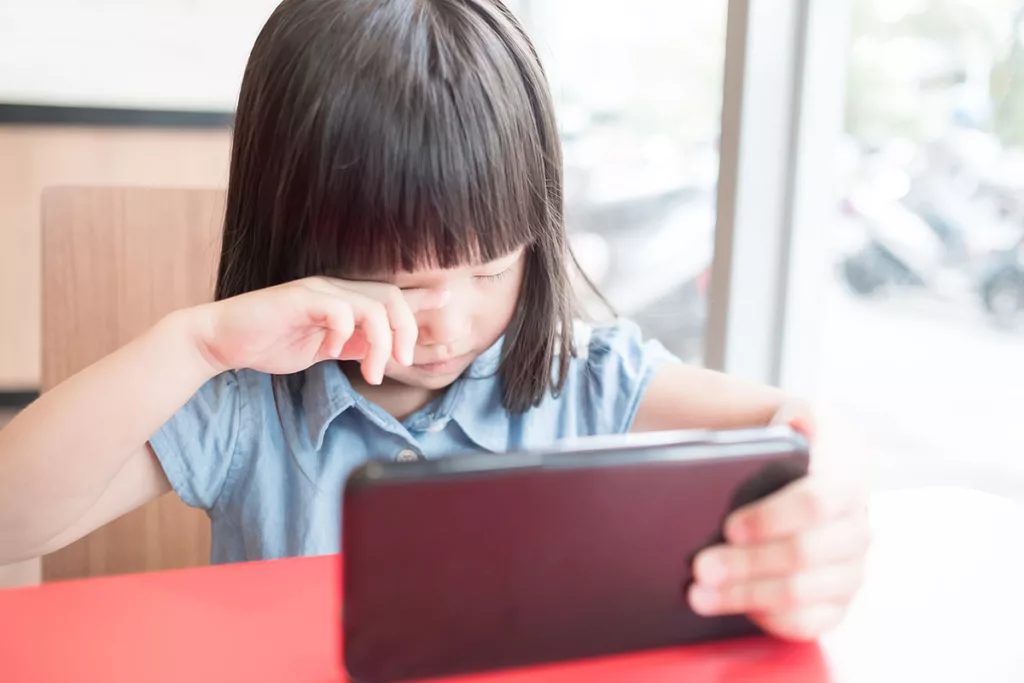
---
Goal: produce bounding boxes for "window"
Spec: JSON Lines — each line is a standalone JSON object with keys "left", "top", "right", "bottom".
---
{"left": 820, "top": 0, "right": 1024, "bottom": 498}
{"left": 513, "top": 1, "right": 727, "bottom": 364}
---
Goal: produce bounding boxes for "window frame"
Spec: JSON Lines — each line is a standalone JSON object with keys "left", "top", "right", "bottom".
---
{"left": 705, "top": 0, "right": 854, "bottom": 397}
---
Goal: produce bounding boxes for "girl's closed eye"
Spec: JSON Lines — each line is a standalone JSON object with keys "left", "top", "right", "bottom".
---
{"left": 475, "top": 268, "right": 512, "bottom": 284}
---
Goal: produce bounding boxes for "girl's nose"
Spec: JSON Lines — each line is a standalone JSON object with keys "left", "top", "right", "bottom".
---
{"left": 416, "top": 300, "right": 471, "bottom": 349}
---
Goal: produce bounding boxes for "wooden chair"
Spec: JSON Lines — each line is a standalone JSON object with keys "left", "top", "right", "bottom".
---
{"left": 39, "top": 186, "right": 226, "bottom": 582}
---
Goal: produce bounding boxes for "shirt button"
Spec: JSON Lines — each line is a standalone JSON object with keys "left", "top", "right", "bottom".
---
{"left": 395, "top": 449, "right": 423, "bottom": 463}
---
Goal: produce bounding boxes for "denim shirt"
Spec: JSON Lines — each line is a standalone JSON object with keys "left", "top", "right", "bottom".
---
{"left": 149, "top": 318, "right": 678, "bottom": 564}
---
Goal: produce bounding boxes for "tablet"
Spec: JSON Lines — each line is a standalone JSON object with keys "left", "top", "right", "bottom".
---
{"left": 341, "top": 425, "right": 810, "bottom": 683}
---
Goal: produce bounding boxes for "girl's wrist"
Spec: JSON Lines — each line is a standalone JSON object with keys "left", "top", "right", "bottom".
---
{"left": 154, "top": 305, "right": 226, "bottom": 382}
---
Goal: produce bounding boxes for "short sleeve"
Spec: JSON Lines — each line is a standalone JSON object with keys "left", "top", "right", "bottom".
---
{"left": 148, "top": 371, "right": 243, "bottom": 511}
{"left": 579, "top": 318, "right": 680, "bottom": 435}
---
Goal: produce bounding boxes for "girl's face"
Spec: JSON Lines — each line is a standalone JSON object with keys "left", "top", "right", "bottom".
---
{"left": 377, "top": 247, "right": 526, "bottom": 390}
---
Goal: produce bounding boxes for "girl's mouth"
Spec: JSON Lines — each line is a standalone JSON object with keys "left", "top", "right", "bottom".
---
{"left": 413, "top": 352, "right": 473, "bottom": 374}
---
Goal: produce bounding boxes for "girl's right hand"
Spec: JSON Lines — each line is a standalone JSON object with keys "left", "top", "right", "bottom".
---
{"left": 188, "top": 277, "right": 450, "bottom": 384}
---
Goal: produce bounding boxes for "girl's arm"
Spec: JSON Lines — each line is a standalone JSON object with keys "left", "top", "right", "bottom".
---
{"left": 0, "top": 310, "right": 211, "bottom": 564}
{"left": 630, "top": 362, "right": 870, "bottom": 643}
{"left": 0, "top": 276, "right": 448, "bottom": 565}
{"left": 630, "top": 363, "right": 790, "bottom": 433}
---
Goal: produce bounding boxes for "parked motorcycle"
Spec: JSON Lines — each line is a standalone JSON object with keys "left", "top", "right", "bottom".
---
{"left": 837, "top": 189, "right": 948, "bottom": 297}
{"left": 561, "top": 117, "right": 714, "bottom": 363}
{"left": 978, "top": 238, "right": 1024, "bottom": 330}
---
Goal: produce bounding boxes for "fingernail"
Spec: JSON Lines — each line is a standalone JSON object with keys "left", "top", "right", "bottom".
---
{"left": 689, "top": 586, "right": 719, "bottom": 616}
{"left": 789, "top": 416, "right": 815, "bottom": 439}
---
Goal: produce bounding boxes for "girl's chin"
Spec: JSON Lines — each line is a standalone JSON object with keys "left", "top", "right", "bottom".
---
{"left": 391, "top": 366, "right": 465, "bottom": 387}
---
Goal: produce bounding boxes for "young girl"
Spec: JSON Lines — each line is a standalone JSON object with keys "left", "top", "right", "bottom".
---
{"left": 0, "top": 0, "right": 868, "bottom": 642}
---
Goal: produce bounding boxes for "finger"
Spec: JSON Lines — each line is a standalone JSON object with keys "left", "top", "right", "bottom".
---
{"left": 750, "top": 603, "right": 850, "bottom": 642}
{"left": 337, "top": 329, "right": 368, "bottom": 361}
{"left": 689, "top": 560, "right": 865, "bottom": 617}
{"left": 348, "top": 296, "right": 393, "bottom": 385}
{"left": 401, "top": 286, "right": 451, "bottom": 312}
{"left": 770, "top": 400, "right": 817, "bottom": 441}
{"left": 694, "top": 509, "right": 871, "bottom": 585}
{"left": 382, "top": 288, "right": 418, "bottom": 367}
{"left": 311, "top": 294, "right": 355, "bottom": 360}
{"left": 318, "top": 279, "right": 449, "bottom": 367}
{"left": 724, "top": 475, "right": 867, "bottom": 544}
{"left": 390, "top": 287, "right": 449, "bottom": 366}
{"left": 321, "top": 277, "right": 450, "bottom": 314}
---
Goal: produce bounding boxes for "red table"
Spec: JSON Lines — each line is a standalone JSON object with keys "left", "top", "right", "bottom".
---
{"left": 2, "top": 486, "right": 1023, "bottom": 683}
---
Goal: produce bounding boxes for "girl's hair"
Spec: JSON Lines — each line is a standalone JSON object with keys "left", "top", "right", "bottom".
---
{"left": 215, "top": 0, "right": 577, "bottom": 413}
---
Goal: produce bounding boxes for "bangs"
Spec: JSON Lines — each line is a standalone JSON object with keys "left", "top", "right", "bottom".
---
{"left": 219, "top": 0, "right": 575, "bottom": 411}
{"left": 298, "top": 2, "right": 551, "bottom": 277}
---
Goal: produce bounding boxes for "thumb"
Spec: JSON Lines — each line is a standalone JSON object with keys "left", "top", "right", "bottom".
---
{"left": 774, "top": 402, "right": 872, "bottom": 485}
{"left": 771, "top": 400, "right": 817, "bottom": 441}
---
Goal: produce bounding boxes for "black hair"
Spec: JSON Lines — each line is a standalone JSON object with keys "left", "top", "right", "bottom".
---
{"left": 215, "top": 0, "right": 578, "bottom": 412}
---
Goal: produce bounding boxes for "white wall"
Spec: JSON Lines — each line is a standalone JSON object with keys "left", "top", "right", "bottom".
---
{"left": 0, "top": 0, "right": 282, "bottom": 111}
{"left": 0, "top": 0, "right": 545, "bottom": 112}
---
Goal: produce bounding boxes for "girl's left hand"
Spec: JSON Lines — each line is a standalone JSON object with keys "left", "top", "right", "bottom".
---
{"left": 687, "top": 403, "right": 871, "bottom": 641}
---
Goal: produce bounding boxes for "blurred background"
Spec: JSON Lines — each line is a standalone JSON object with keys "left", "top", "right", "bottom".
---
{"left": 522, "top": 0, "right": 1024, "bottom": 501}
{"left": 1, "top": 0, "right": 1022, "bottom": 506}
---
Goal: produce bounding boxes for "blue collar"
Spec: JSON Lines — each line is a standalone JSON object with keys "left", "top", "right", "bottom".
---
{"left": 301, "top": 360, "right": 355, "bottom": 451}
{"left": 302, "top": 336, "right": 510, "bottom": 453}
